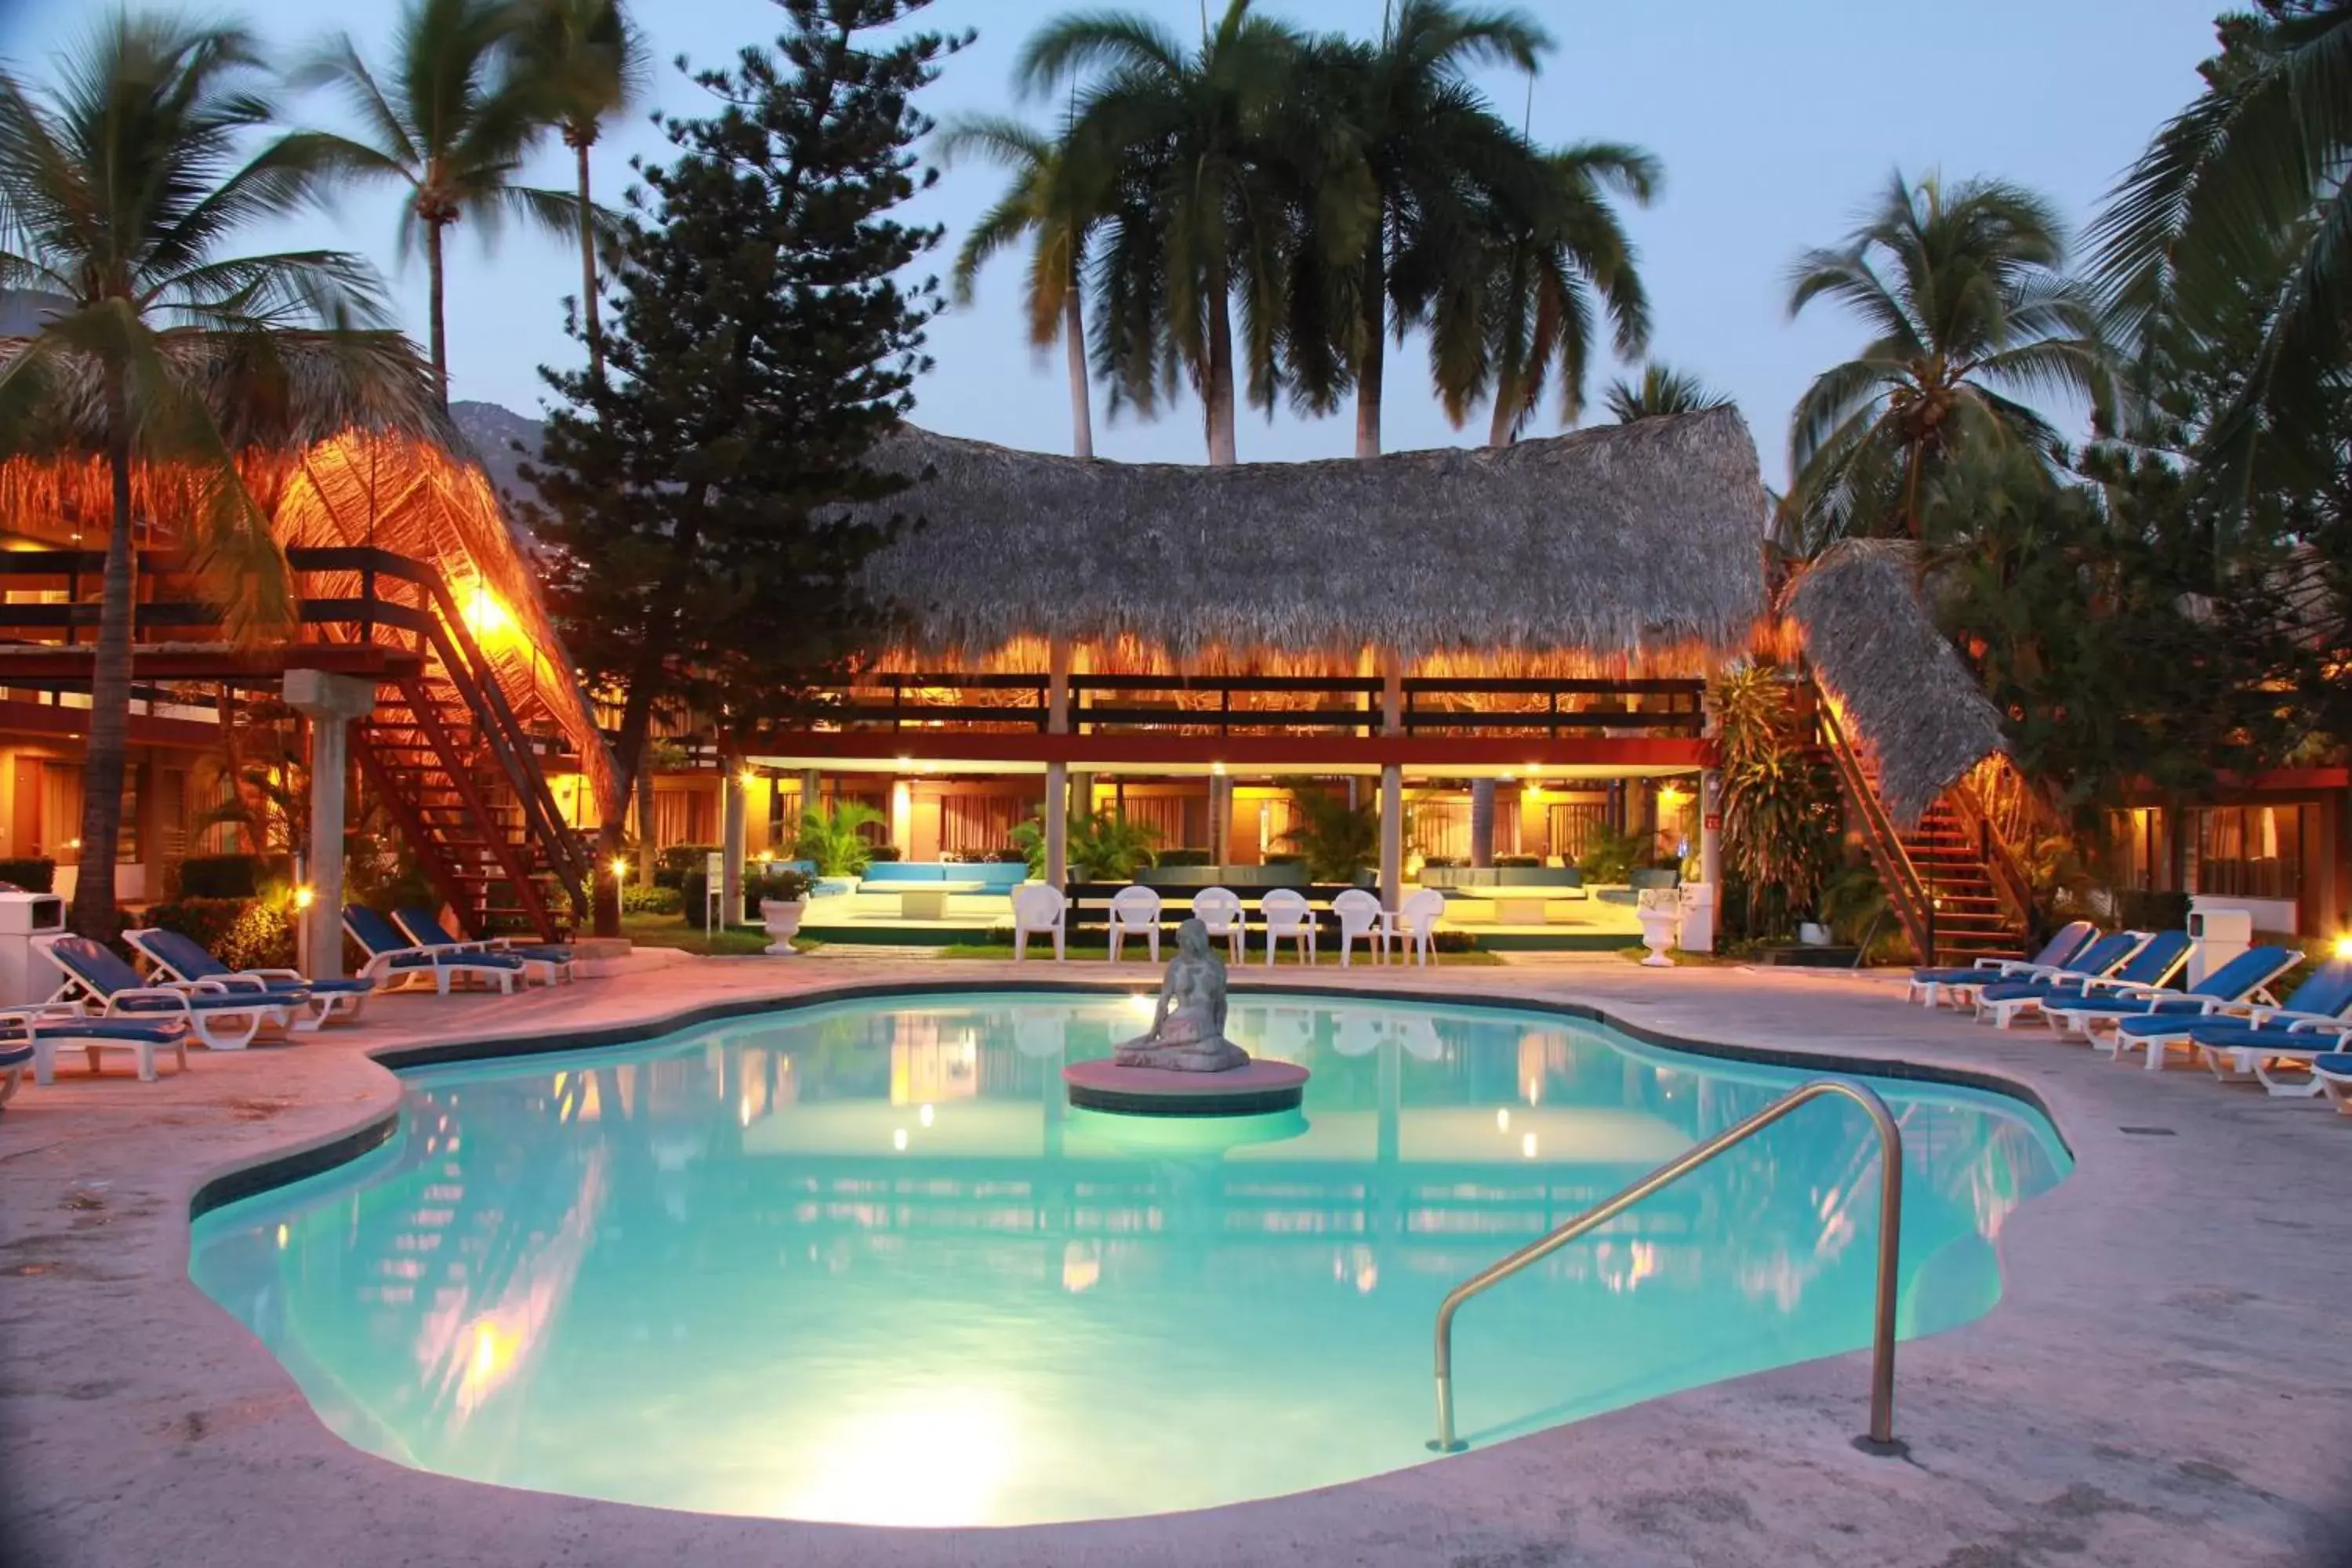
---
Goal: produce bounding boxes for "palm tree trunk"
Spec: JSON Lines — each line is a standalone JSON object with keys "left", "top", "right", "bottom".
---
{"left": 1486, "top": 369, "right": 1517, "bottom": 448}
{"left": 575, "top": 138, "right": 603, "bottom": 383}
{"left": 1063, "top": 286, "right": 1093, "bottom": 460}
{"left": 71, "top": 366, "right": 137, "bottom": 935}
{"left": 1355, "top": 236, "right": 1385, "bottom": 459}
{"left": 1204, "top": 261, "right": 1237, "bottom": 466}
{"left": 426, "top": 216, "right": 449, "bottom": 408}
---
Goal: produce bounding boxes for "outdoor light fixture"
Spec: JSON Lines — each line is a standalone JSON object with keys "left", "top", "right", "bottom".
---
{"left": 292, "top": 885, "right": 316, "bottom": 911}
{"left": 608, "top": 856, "right": 630, "bottom": 879}
{"left": 1210, "top": 760, "right": 1226, "bottom": 775}
{"left": 738, "top": 768, "right": 760, "bottom": 789}
{"left": 2337, "top": 934, "right": 2352, "bottom": 961}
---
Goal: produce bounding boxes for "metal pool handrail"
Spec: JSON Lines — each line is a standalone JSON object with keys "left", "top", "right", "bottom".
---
{"left": 1428, "top": 1077, "right": 1907, "bottom": 1456}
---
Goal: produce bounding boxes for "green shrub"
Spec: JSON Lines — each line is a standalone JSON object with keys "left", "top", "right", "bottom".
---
{"left": 1263, "top": 852, "right": 1303, "bottom": 866}
{"left": 867, "top": 844, "right": 903, "bottom": 862}
{"left": 143, "top": 897, "right": 296, "bottom": 971}
{"left": 1576, "top": 822, "right": 1648, "bottom": 883}
{"left": 655, "top": 844, "right": 721, "bottom": 890}
{"left": 1495, "top": 853, "right": 1544, "bottom": 869}
{"left": 1153, "top": 847, "right": 1214, "bottom": 868}
{"left": 985, "top": 847, "right": 1028, "bottom": 864}
{"left": 622, "top": 884, "right": 683, "bottom": 916}
{"left": 681, "top": 865, "right": 814, "bottom": 923}
{"left": 0, "top": 856, "right": 55, "bottom": 891}
{"left": 1420, "top": 855, "right": 1459, "bottom": 869}
{"left": 2113, "top": 889, "right": 2191, "bottom": 933}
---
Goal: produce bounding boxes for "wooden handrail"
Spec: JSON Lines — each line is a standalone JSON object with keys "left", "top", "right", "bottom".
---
{"left": 1817, "top": 699, "right": 1937, "bottom": 964}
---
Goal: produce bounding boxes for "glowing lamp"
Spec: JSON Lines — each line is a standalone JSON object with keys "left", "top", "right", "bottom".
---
{"left": 292, "top": 885, "right": 316, "bottom": 911}
{"left": 2336, "top": 934, "right": 2352, "bottom": 961}
{"left": 608, "top": 856, "right": 630, "bottom": 879}
{"left": 738, "top": 768, "right": 760, "bottom": 789}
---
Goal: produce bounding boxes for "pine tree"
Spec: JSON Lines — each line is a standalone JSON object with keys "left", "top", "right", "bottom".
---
{"left": 524, "top": 0, "right": 965, "bottom": 934}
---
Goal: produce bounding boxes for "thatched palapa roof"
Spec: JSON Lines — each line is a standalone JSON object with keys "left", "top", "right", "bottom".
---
{"left": 1783, "top": 539, "right": 2008, "bottom": 827}
{"left": 856, "top": 406, "right": 1769, "bottom": 670}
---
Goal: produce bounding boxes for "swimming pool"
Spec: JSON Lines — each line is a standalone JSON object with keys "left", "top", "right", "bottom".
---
{"left": 190, "top": 989, "right": 2069, "bottom": 1526}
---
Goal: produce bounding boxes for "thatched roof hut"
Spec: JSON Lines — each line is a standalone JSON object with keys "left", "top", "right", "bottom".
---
{"left": 1782, "top": 538, "right": 2008, "bottom": 826}
{"left": 855, "top": 405, "right": 1769, "bottom": 673}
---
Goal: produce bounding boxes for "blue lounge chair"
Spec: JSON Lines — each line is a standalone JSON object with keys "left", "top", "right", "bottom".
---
{"left": 2314, "top": 1053, "right": 2352, "bottom": 1116}
{"left": 32, "top": 934, "right": 279, "bottom": 1051}
{"left": 342, "top": 907, "right": 524, "bottom": 995}
{"left": 2111, "top": 957, "right": 2352, "bottom": 1073}
{"left": 390, "top": 906, "right": 573, "bottom": 985}
{"left": 2045, "top": 945, "right": 2302, "bottom": 1044}
{"left": 1970, "top": 931, "right": 2154, "bottom": 1029}
{"left": 1905, "top": 920, "right": 2096, "bottom": 1008}
{"left": 2188, "top": 1016, "right": 2352, "bottom": 1096}
{"left": 0, "top": 1004, "right": 191, "bottom": 1085}
{"left": 125, "top": 927, "right": 373, "bottom": 1029}
{"left": 0, "top": 1036, "right": 28, "bottom": 1106}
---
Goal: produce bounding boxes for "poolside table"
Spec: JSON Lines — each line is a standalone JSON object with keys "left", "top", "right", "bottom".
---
{"left": 1448, "top": 887, "right": 1569, "bottom": 926}
{"left": 892, "top": 883, "right": 985, "bottom": 921}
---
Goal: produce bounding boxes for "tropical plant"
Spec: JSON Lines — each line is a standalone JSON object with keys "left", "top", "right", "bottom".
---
{"left": 1275, "top": 781, "right": 1385, "bottom": 881}
{"left": 1708, "top": 662, "right": 1840, "bottom": 939}
{"left": 1604, "top": 362, "right": 1730, "bottom": 423}
{"left": 511, "top": 0, "right": 648, "bottom": 384}
{"left": 0, "top": 12, "right": 441, "bottom": 935}
{"left": 1308, "top": 0, "right": 1550, "bottom": 456}
{"left": 796, "top": 801, "right": 889, "bottom": 877}
{"left": 2089, "top": 0, "right": 2352, "bottom": 495}
{"left": 1573, "top": 820, "right": 1647, "bottom": 884}
{"left": 298, "top": 0, "right": 586, "bottom": 404}
{"left": 1014, "top": 0, "right": 1348, "bottom": 465}
{"left": 1460, "top": 142, "right": 1657, "bottom": 445}
{"left": 1781, "top": 171, "right": 2111, "bottom": 553}
{"left": 1007, "top": 811, "right": 1162, "bottom": 880}
{"left": 940, "top": 114, "right": 1100, "bottom": 457}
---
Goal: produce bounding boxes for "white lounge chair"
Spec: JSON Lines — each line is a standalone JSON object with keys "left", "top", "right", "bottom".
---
{"left": 34, "top": 934, "right": 275, "bottom": 1051}
{"left": 1387, "top": 888, "right": 1445, "bottom": 967}
{"left": 1260, "top": 888, "right": 1316, "bottom": 966}
{"left": 342, "top": 907, "right": 525, "bottom": 995}
{"left": 392, "top": 906, "right": 574, "bottom": 985}
{"left": 1333, "top": 889, "right": 1385, "bottom": 967}
{"left": 1192, "top": 887, "right": 1249, "bottom": 964}
{"left": 1011, "top": 883, "right": 1067, "bottom": 961}
{"left": 125, "top": 927, "right": 373, "bottom": 1030}
{"left": 5, "top": 1004, "right": 191, "bottom": 1084}
{"left": 1106, "top": 885, "right": 1163, "bottom": 964}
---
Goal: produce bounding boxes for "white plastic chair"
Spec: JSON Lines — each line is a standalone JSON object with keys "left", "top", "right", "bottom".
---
{"left": 1192, "top": 887, "right": 1248, "bottom": 963}
{"left": 1011, "top": 883, "right": 1067, "bottom": 961}
{"left": 1107, "top": 885, "right": 1164, "bottom": 964}
{"left": 1389, "top": 888, "right": 1445, "bottom": 967}
{"left": 1332, "top": 888, "right": 1386, "bottom": 967}
{"left": 1260, "top": 887, "right": 1316, "bottom": 967}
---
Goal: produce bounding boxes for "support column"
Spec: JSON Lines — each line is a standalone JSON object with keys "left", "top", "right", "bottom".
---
{"left": 1047, "top": 636, "right": 1072, "bottom": 735}
{"left": 1044, "top": 762, "right": 1069, "bottom": 886}
{"left": 1379, "top": 763, "right": 1403, "bottom": 908}
{"left": 283, "top": 670, "right": 375, "bottom": 979}
{"left": 1207, "top": 772, "right": 1233, "bottom": 867}
{"left": 1469, "top": 778, "right": 1497, "bottom": 869}
{"left": 887, "top": 776, "right": 913, "bottom": 858}
{"left": 633, "top": 744, "right": 656, "bottom": 887}
{"left": 799, "top": 768, "right": 821, "bottom": 838}
{"left": 1069, "top": 771, "right": 1095, "bottom": 825}
{"left": 722, "top": 768, "right": 748, "bottom": 927}
{"left": 1380, "top": 651, "right": 1404, "bottom": 737}
{"left": 1700, "top": 770, "right": 1723, "bottom": 887}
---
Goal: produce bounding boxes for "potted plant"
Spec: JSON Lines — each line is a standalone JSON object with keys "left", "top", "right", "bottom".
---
{"left": 1635, "top": 885, "right": 1682, "bottom": 966}
{"left": 757, "top": 867, "right": 814, "bottom": 955}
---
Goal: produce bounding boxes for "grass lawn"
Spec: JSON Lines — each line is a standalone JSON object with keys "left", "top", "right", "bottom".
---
{"left": 936, "top": 942, "right": 1503, "bottom": 965}
{"left": 620, "top": 912, "right": 804, "bottom": 956}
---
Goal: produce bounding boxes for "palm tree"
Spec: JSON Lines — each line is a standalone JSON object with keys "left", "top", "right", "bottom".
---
{"left": 940, "top": 114, "right": 1100, "bottom": 458}
{"left": 1321, "top": 0, "right": 1551, "bottom": 457}
{"left": 512, "top": 0, "right": 647, "bottom": 384}
{"left": 1604, "top": 363, "right": 1730, "bottom": 423}
{"left": 1015, "top": 0, "right": 1345, "bottom": 466}
{"left": 2087, "top": 1, "right": 2352, "bottom": 490}
{"left": 0, "top": 13, "right": 444, "bottom": 935}
{"left": 299, "top": 0, "right": 583, "bottom": 405}
{"left": 1784, "top": 171, "right": 2111, "bottom": 545}
{"left": 1456, "top": 141, "right": 1657, "bottom": 445}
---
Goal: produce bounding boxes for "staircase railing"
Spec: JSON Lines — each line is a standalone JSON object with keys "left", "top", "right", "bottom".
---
{"left": 1947, "top": 753, "right": 2058, "bottom": 934}
{"left": 1816, "top": 698, "right": 1938, "bottom": 964}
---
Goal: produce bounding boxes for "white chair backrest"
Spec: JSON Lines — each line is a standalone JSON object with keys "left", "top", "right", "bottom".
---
{"left": 1109, "top": 884, "right": 1162, "bottom": 925}
{"left": 1332, "top": 887, "right": 1381, "bottom": 933}
{"left": 1261, "top": 887, "right": 1310, "bottom": 931}
{"left": 1192, "top": 887, "right": 1243, "bottom": 931}
{"left": 1011, "top": 883, "right": 1066, "bottom": 930}
{"left": 1399, "top": 888, "right": 1445, "bottom": 929}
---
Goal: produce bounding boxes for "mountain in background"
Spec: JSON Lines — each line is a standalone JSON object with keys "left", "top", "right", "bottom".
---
{"left": 449, "top": 399, "right": 550, "bottom": 552}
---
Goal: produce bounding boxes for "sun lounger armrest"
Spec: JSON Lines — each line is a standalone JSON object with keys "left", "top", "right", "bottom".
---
{"left": 2079, "top": 975, "right": 2154, "bottom": 996}
{"left": 100, "top": 988, "right": 194, "bottom": 1015}
{"left": 237, "top": 968, "right": 309, "bottom": 985}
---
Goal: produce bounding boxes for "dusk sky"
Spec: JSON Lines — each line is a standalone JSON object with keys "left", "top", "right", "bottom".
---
{"left": 2, "top": 0, "right": 2231, "bottom": 484}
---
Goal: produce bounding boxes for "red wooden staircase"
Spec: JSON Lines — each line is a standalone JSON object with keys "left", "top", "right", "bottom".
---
{"left": 1816, "top": 695, "right": 2030, "bottom": 965}
{"left": 311, "top": 551, "right": 594, "bottom": 941}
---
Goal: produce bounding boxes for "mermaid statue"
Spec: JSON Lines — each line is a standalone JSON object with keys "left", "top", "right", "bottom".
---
{"left": 1112, "top": 918, "right": 1249, "bottom": 1073}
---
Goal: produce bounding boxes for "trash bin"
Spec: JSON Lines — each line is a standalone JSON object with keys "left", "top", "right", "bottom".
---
{"left": 2185, "top": 902, "right": 2253, "bottom": 988}
{"left": 0, "top": 887, "right": 67, "bottom": 1007}
{"left": 1679, "top": 882, "right": 1719, "bottom": 954}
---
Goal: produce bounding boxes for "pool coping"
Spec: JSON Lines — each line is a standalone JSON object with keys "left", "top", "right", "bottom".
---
{"left": 186, "top": 975, "right": 2070, "bottom": 1221}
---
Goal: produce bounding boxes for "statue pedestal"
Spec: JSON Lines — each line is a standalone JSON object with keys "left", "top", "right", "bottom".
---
{"left": 1063, "top": 1058, "right": 1309, "bottom": 1116}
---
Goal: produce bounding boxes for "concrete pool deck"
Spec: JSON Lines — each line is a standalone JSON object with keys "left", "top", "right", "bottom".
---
{"left": 2, "top": 952, "right": 2347, "bottom": 1567}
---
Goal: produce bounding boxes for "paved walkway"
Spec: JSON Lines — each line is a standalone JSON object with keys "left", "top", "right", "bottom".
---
{"left": 2, "top": 951, "right": 2347, "bottom": 1567}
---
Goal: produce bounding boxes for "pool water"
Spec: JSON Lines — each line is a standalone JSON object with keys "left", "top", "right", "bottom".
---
{"left": 191, "top": 991, "right": 2069, "bottom": 1526}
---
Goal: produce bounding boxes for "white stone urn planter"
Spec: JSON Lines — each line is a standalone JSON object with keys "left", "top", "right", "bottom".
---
{"left": 759, "top": 898, "right": 807, "bottom": 956}
{"left": 1635, "top": 887, "right": 1682, "bottom": 967}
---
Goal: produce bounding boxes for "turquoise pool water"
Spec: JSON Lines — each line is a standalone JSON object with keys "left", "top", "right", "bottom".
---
{"left": 190, "top": 991, "right": 2069, "bottom": 1526}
